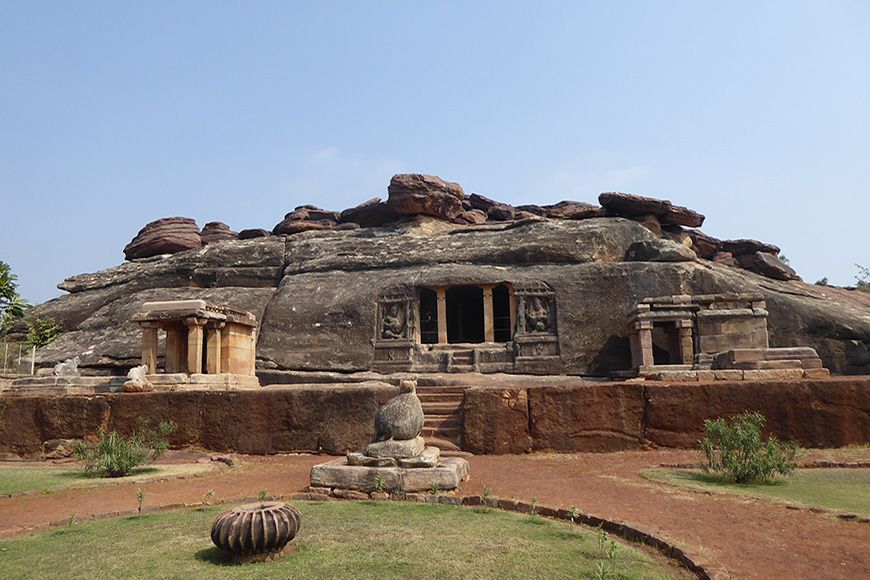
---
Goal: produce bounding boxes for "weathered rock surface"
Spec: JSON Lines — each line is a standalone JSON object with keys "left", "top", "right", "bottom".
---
{"left": 387, "top": 173, "right": 465, "bottom": 220}
{"left": 456, "top": 209, "right": 487, "bottom": 225}
{"left": 200, "top": 221, "right": 238, "bottom": 245}
{"left": 660, "top": 204, "right": 705, "bottom": 228}
{"left": 238, "top": 228, "right": 270, "bottom": 239}
{"left": 687, "top": 229, "right": 722, "bottom": 259}
{"left": 737, "top": 251, "right": 799, "bottom": 281}
{"left": 599, "top": 192, "right": 705, "bottom": 227}
{"left": 542, "top": 201, "right": 605, "bottom": 220}
{"left": 599, "top": 192, "right": 671, "bottom": 217}
{"left": 486, "top": 205, "right": 516, "bottom": 221}
{"left": 625, "top": 239, "right": 696, "bottom": 262}
{"left": 722, "top": 238, "right": 780, "bottom": 256}
{"left": 123, "top": 217, "right": 202, "bottom": 260}
{"left": 339, "top": 198, "right": 398, "bottom": 227}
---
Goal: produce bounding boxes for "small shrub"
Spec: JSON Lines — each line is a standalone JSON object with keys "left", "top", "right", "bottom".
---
{"left": 568, "top": 505, "right": 579, "bottom": 523}
{"left": 482, "top": 484, "right": 491, "bottom": 501}
{"left": 699, "top": 411, "right": 799, "bottom": 484}
{"left": 530, "top": 496, "right": 538, "bottom": 516}
{"left": 373, "top": 475, "right": 387, "bottom": 494}
{"left": 25, "top": 316, "right": 62, "bottom": 348}
{"left": 74, "top": 418, "right": 176, "bottom": 478}
{"left": 430, "top": 483, "right": 441, "bottom": 495}
{"left": 814, "top": 277, "right": 828, "bottom": 286}
{"left": 257, "top": 489, "right": 268, "bottom": 501}
{"left": 136, "top": 489, "right": 144, "bottom": 513}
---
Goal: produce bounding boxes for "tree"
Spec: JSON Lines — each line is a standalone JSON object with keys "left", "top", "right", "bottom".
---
{"left": 0, "top": 261, "right": 29, "bottom": 338}
{"left": 857, "top": 264, "right": 870, "bottom": 293}
{"left": 26, "top": 317, "right": 63, "bottom": 348}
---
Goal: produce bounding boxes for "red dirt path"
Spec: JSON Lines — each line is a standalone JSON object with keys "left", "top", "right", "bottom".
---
{"left": 1, "top": 449, "right": 868, "bottom": 579}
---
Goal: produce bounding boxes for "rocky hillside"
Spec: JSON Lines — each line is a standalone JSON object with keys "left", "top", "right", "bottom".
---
{"left": 18, "top": 174, "right": 870, "bottom": 376}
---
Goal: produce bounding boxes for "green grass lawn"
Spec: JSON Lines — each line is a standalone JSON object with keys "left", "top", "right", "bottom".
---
{"left": 642, "top": 468, "right": 870, "bottom": 515}
{"left": 0, "top": 463, "right": 215, "bottom": 495}
{"left": 0, "top": 501, "right": 688, "bottom": 579}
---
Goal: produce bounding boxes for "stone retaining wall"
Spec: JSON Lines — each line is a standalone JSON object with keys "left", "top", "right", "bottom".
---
{"left": 462, "top": 377, "right": 870, "bottom": 454}
{"left": 1, "top": 378, "right": 867, "bottom": 458}
{"left": 0, "top": 384, "right": 398, "bottom": 457}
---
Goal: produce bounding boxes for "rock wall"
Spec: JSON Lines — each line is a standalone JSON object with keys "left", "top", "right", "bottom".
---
{"left": 461, "top": 377, "right": 870, "bottom": 454}
{"left": 0, "top": 384, "right": 398, "bottom": 458}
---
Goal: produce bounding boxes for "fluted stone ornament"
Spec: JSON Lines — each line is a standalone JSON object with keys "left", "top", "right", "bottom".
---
{"left": 211, "top": 502, "right": 301, "bottom": 562}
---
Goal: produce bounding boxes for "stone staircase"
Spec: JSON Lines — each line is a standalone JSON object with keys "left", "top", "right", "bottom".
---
{"left": 448, "top": 349, "right": 474, "bottom": 373}
{"left": 416, "top": 383, "right": 466, "bottom": 452}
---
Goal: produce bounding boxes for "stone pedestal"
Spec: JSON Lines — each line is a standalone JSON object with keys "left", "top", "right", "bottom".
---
{"left": 310, "top": 456, "right": 469, "bottom": 493}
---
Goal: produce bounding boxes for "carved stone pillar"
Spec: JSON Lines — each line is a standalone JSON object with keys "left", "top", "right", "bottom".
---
{"left": 206, "top": 323, "right": 224, "bottom": 374}
{"left": 678, "top": 322, "right": 694, "bottom": 365}
{"left": 165, "top": 325, "right": 185, "bottom": 373}
{"left": 481, "top": 285, "right": 495, "bottom": 342}
{"left": 140, "top": 323, "right": 158, "bottom": 373}
{"left": 184, "top": 317, "right": 206, "bottom": 375}
{"left": 436, "top": 287, "right": 447, "bottom": 344}
{"left": 637, "top": 322, "right": 654, "bottom": 368}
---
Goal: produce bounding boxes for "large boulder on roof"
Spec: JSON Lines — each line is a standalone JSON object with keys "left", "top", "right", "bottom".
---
{"left": 123, "top": 217, "right": 202, "bottom": 260}
{"left": 387, "top": 174, "right": 465, "bottom": 221}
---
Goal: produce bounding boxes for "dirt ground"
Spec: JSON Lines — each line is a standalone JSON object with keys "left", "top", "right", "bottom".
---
{"left": 1, "top": 448, "right": 868, "bottom": 579}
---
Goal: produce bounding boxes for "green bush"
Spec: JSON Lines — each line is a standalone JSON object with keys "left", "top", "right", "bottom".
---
{"left": 26, "top": 316, "right": 63, "bottom": 348}
{"left": 699, "top": 411, "right": 799, "bottom": 484}
{"left": 74, "top": 418, "right": 176, "bottom": 478}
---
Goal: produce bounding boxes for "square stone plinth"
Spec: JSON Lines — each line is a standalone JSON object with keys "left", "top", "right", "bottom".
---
{"left": 310, "top": 457, "right": 469, "bottom": 493}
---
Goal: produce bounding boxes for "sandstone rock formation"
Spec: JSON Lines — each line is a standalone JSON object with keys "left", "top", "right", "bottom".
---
{"left": 19, "top": 174, "right": 870, "bottom": 378}
{"left": 387, "top": 173, "right": 465, "bottom": 220}
{"left": 200, "top": 221, "right": 238, "bottom": 245}
{"left": 123, "top": 217, "right": 202, "bottom": 260}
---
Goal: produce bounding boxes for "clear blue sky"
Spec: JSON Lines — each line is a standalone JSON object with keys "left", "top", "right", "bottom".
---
{"left": 2, "top": 1, "right": 868, "bottom": 304}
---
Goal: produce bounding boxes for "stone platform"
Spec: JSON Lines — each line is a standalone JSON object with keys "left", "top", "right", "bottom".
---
{"left": 146, "top": 373, "right": 260, "bottom": 391}
{"left": 7, "top": 376, "right": 126, "bottom": 395}
{"left": 310, "top": 456, "right": 469, "bottom": 493}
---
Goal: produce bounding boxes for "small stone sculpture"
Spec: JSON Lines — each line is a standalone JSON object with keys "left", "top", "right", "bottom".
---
{"left": 381, "top": 304, "right": 405, "bottom": 339}
{"left": 347, "top": 378, "right": 440, "bottom": 468}
{"left": 123, "top": 364, "right": 153, "bottom": 392}
{"left": 526, "top": 297, "right": 550, "bottom": 332}
{"left": 373, "top": 379, "right": 423, "bottom": 442}
{"left": 52, "top": 357, "right": 80, "bottom": 377}
{"left": 211, "top": 502, "right": 301, "bottom": 562}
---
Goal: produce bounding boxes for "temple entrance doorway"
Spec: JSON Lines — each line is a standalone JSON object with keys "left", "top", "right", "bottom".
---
{"left": 446, "top": 286, "right": 485, "bottom": 343}
{"left": 651, "top": 321, "right": 683, "bottom": 365}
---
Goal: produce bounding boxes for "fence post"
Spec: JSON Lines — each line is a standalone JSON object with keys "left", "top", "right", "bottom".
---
{"left": 30, "top": 346, "right": 36, "bottom": 375}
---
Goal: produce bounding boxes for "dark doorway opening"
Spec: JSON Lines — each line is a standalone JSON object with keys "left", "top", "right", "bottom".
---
{"left": 446, "top": 286, "right": 484, "bottom": 343}
{"left": 493, "top": 284, "right": 512, "bottom": 342}
{"left": 419, "top": 288, "right": 438, "bottom": 344}
{"left": 651, "top": 322, "right": 682, "bottom": 365}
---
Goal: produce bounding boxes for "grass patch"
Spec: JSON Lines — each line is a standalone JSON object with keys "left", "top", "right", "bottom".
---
{"left": 0, "top": 463, "right": 215, "bottom": 495}
{"left": 0, "top": 501, "right": 686, "bottom": 579}
{"left": 642, "top": 468, "right": 870, "bottom": 515}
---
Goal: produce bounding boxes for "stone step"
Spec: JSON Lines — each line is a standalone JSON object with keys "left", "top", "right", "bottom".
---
{"left": 416, "top": 391, "right": 464, "bottom": 402}
{"left": 448, "top": 365, "right": 475, "bottom": 373}
{"left": 420, "top": 401, "right": 463, "bottom": 414}
{"left": 424, "top": 436, "right": 462, "bottom": 452}
{"left": 422, "top": 425, "right": 460, "bottom": 439}
{"left": 422, "top": 419, "right": 460, "bottom": 430}
{"left": 414, "top": 385, "right": 468, "bottom": 395}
